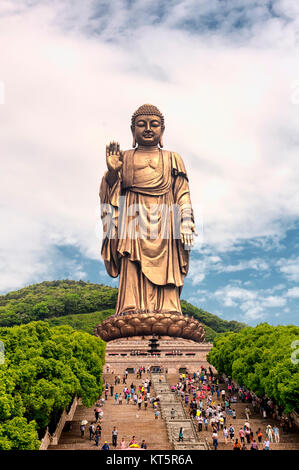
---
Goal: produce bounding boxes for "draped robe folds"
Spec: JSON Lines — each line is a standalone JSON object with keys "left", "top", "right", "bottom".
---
{"left": 100, "top": 149, "right": 194, "bottom": 315}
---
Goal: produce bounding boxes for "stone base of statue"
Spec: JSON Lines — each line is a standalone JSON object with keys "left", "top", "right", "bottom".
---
{"left": 94, "top": 311, "right": 205, "bottom": 343}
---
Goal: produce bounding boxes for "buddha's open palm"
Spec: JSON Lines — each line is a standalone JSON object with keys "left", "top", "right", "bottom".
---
{"left": 181, "top": 220, "right": 198, "bottom": 249}
{"left": 106, "top": 141, "right": 123, "bottom": 172}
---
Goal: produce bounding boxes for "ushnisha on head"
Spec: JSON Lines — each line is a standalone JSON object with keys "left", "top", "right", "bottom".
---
{"left": 131, "top": 104, "right": 165, "bottom": 148}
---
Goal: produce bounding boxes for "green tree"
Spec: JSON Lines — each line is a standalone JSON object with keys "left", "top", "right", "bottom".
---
{"left": 207, "top": 324, "right": 299, "bottom": 413}
{"left": 0, "top": 321, "right": 106, "bottom": 449}
{"left": 0, "top": 417, "right": 40, "bottom": 450}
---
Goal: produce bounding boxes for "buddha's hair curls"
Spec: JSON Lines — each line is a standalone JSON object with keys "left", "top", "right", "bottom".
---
{"left": 131, "top": 104, "right": 165, "bottom": 132}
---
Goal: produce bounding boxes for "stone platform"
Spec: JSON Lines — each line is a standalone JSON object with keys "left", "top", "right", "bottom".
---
{"left": 105, "top": 337, "right": 214, "bottom": 374}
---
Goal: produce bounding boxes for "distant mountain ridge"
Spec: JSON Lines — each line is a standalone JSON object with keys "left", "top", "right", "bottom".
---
{"left": 0, "top": 280, "right": 246, "bottom": 341}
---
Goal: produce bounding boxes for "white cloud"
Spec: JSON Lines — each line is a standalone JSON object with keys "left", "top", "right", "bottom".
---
{"left": 190, "top": 271, "right": 206, "bottom": 285}
{"left": 216, "top": 258, "right": 269, "bottom": 273}
{"left": 189, "top": 253, "right": 223, "bottom": 284}
{"left": 212, "top": 283, "right": 288, "bottom": 321}
{"left": 276, "top": 257, "right": 299, "bottom": 282}
{"left": 197, "top": 289, "right": 209, "bottom": 295}
{"left": 262, "top": 296, "right": 287, "bottom": 308}
{"left": 286, "top": 287, "right": 299, "bottom": 298}
{"left": 189, "top": 254, "right": 271, "bottom": 285}
{"left": 241, "top": 304, "right": 265, "bottom": 321}
{"left": 264, "top": 284, "right": 286, "bottom": 293}
{"left": 1, "top": 1, "right": 299, "bottom": 292}
{"left": 214, "top": 285, "right": 257, "bottom": 303}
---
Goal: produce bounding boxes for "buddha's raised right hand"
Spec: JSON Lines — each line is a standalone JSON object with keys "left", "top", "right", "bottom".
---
{"left": 106, "top": 141, "right": 123, "bottom": 172}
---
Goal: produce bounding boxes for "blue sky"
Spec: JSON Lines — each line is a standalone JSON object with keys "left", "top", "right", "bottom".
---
{"left": 1, "top": 0, "right": 299, "bottom": 326}
{"left": 50, "top": 221, "right": 299, "bottom": 326}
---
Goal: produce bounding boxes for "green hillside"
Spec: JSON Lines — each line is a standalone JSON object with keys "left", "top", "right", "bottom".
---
{"left": 46, "top": 310, "right": 114, "bottom": 333}
{"left": 0, "top": 280, "right": 246, "bottom": 341}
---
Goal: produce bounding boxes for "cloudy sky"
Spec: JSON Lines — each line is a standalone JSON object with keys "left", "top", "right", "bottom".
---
{"left": 1, "top": 0, "right": 299, "bottom": 326}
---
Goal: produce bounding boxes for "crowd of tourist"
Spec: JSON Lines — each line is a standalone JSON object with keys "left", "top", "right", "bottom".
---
{"left": 106, "top": 367, "right": 164, "bottom": 411}
{"left": 171, "top": 366, "right": 295, "bottom": 450}
{"left": 79, "top": 367, "right": 163, "bottom": 449}
{"left": 78, "top": 364, "right": 296, "bottom": 451}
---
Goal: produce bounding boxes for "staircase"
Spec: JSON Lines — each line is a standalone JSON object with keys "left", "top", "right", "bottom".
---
{"left": 48, "top": 372, "right": 172, "bottom": 450}
{"left": 48, "top": 368, "right": 299, "bottom": 451}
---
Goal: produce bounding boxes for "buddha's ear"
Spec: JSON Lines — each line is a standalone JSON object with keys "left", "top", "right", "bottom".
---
{"left": 159, "top": 130, "right": 164, "bottom": 148}
{"left": 131, "top": 126, "right": 137, "bottom": 148}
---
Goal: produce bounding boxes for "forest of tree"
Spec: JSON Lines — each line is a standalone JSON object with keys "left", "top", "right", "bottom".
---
{"left": 0, "top": 321, "right": 105, "bottom": 449}
{"left": 0, "top": 280, "right": 246, "bottom": 341}
{"left": 207, "top": 323, "right": 299, "bottom": 413}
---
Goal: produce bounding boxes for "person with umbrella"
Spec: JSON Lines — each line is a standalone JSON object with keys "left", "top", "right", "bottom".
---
{"left": 80, "top": 420, "right": 88, "bottom": 438}
{"left": 98, "top": 408, "right": 104, "bottom": 420}
{"left": 94, "top": 405, "right": 101, "bottom": 422}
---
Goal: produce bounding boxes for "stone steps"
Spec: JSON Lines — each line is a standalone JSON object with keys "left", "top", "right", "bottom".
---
{"left": 151, "top": 373, "right": 209, "bottom": 450}
{"left": 49, "top": 372, "right": 172, "bottom": 451}
{"left": 48, "top": 352, "right": 299, "bottom": 451}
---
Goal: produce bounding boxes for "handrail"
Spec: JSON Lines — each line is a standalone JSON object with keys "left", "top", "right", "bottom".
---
{"left": 39, "top": 396, "right": 79, "bottom": 449}
{"left": 159, "top": 374, "right": 210, "bottom": 450}
{"left": 39, "top": 427, "right": 51, "bottom": 451}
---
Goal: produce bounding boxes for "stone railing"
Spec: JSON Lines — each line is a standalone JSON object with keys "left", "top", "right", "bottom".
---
{"left": 291, "top": 411, "right": 299, "bottom": 430}
{"left": 67, "top": 396, "right": 80, "bottom": 421}
{"left": 50, "top": 410, "right": 68, "bottom": 445}
{"left": 39, "top": 427, "right": 52, "bottom": 450}
{"left": 107, "top": 341, "right": 212, "bottom": 347}
{"left": 204, "top": 437, "right": 211, "bottom": 450}
{"left": 39, "top": 396, "right": 79, "bottom": 450}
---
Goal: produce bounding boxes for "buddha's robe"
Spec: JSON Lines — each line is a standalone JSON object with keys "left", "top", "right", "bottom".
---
{"left": 100, "top": 149, "right": 193, "bottom": 314}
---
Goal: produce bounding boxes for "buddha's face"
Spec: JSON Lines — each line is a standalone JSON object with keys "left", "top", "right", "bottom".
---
{"left": 132, "top": 114, "right": 164, "bottom": 146}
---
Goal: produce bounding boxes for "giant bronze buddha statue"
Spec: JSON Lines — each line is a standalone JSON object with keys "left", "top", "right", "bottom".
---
{"left": 95, "top": 104, "right": 205, "bottom": 342}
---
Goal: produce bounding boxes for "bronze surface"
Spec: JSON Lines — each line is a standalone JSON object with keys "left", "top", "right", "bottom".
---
{"left": 94, "top": 312, "right": 205, "bottom": 343}
{"left": 97, "top": 104, "right": 204, "bottom": 342}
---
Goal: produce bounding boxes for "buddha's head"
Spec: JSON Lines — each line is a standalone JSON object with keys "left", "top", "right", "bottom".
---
{"left": 131, "top": 104, "right": 165, "bottom": 148}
